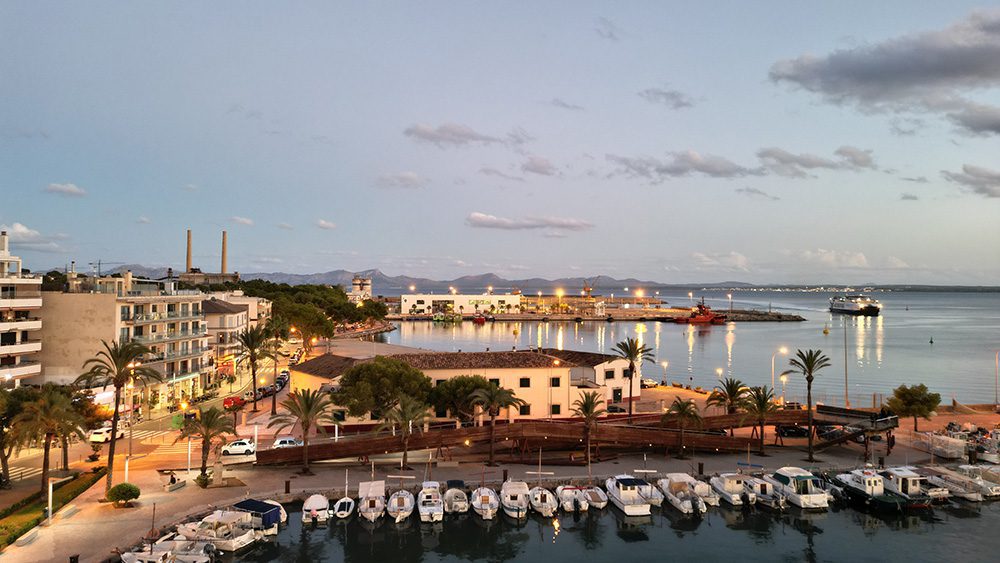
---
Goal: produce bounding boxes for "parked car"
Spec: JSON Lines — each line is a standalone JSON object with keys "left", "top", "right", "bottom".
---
{"left": 223, "top": 396, "right": 246, "bottom": 409}
{"left": 279, "top": 350, "right": 291, "bottom": 357}
{"left": 221, "top": 439, "right": 256, "bottom": 456}
{"left": 607, "top": 405, "right": 627, "bottom": 414}
{"left": 775, "top": 425, "right": 810, "bottom": 438}
{"left": 640, "top": 378, "right": 659, "bottom": 389}
{"left": 782, "top": 402, "right": 803, "bottom": 411}
{"left": 272, "top": 436, "right": 303, "bottom": 449}
{"left": 89, "top": 427, "right": 125, "bottom": 443}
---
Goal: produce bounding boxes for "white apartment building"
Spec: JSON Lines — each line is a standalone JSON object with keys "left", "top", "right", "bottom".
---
{"left": 207, "top": 290, "right": 271, "bottom": 327}
{"left": 400, "top": 293, "right": 522, "bottom": 316}
{"left": 202, "top": 298, "right": 248, "bottom": 377}
{"left": 0, "top": 230, "right": 43, "bottom": 388}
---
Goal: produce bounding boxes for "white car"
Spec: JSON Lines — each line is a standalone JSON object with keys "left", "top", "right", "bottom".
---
{"left": 221, "top": 439, "right": 256, "bottom": 456}
{"left": 272, "top": 436, "right": 302, "bottom": 449}
{"left": 89, "top": 427, "right": 125, "bottom": 443}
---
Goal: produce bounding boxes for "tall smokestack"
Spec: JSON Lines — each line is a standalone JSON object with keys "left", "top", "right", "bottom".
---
{"left": 0, "top": 230, "right": 8, "bottom": 254}
{"left": 221, "top": 230, "right": 228, "bottom": 274}
{"left": 186, "top": 229, "right": 193, "bottom": 272}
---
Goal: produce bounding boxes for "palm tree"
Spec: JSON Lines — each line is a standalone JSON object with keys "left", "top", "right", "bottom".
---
{"left": 661, "top": 397, "right": 701, "bottom": 459}
{"left": 75, "top": 340, "right": 163, "bottom": 494}
{"left": 265, "top": 316, "right": 290, "bottom": 416}
{"left": 787, "top": 349, "right": 831, "bottom": 462}
{"left": 236, "top": 325, "right": 276, "bottom": 412}
{"left": 706, "top": 377, "right": 747, "bottom": 436}
{"left": 267, "top": 389, "right": 335, "bottom": 474}
{"left": 469, "top": 386, "right": 526, "bottom": 466}
{"left": 571, "top": 391, "right": 606, "bottom": 467}
{"left": 175, "top": 406, "right": 236, "bottom": 481}
{"left": 742, "top": 386, "right": 778, "bottom": 454}
{"left": 12, "top": 385, "right": 85, "bottom": 496}
{"left": 611, "top": 337, "right": 654, "bottom": 423}
{"left": 377, "top": 395, "right": 431, "bottom": 469}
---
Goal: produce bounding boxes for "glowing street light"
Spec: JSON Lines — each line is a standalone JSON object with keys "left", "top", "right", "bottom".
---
{"left": 688, "top": 291, "right": 694, "bottom": 305}
{"left": 771, "top": 346, "right": 788, "bottom": 390}
{"left": 727, "top": 293, "right": 733, "bottom": 312}
{"left": 660, "top": 360, "right": 669, "bottom": 385}
{"left": 487, "top": 285, "right": 493, "bottom": 295}
{"left": 715, "top": 367, "right": 723, "bottom": 378}
{"left": 409, "top": 284, "right": 416, "bottom": 292}
{"left": 780, "top": 374, "right": 788, "bottom": 404}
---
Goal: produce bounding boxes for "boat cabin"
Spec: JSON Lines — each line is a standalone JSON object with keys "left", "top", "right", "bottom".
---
{"left": 718, "top": 474, "right": 745, "bottom": 494}
{"left": 773, "top": 468, "right": 823, "bottom": 495}
{"left": 852, "top": 470, "right": 885, "bottom": 495}
{"left": 880, "top": 467, "right": 928, "bottom": 496}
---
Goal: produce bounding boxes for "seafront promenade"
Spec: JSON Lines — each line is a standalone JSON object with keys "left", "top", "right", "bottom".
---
{"left": 387, "top": 308, "right": 806, "bottom": 322}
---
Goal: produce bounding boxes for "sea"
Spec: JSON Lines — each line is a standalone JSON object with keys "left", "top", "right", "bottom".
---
{"left": 377, "top": 290, "right": 1000, "bottom": 406}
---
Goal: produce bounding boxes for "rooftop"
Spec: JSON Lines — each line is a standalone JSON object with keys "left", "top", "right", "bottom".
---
{"left": 202, "top": 298, "right": 249, "bottom": 315}
{"left": 536, "top": 348, "right": 619, "bottom": 367}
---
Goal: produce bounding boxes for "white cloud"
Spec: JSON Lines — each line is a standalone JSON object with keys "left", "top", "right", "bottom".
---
{"left": 595, "top": 16, "right": 623, "bottom": 41}
{"left": 638, "top": 88, "right": 695, "bottom": 109}
{"left": 479, "top": 168, "right": 524, "bottom": 182}
{"left": 0, "top": 222, "right": 68, "bottom": 253}
{"left": 183, "top": 183, "right": 198, "bottom": 192}
{"left": 798, "top": 248, "right": 870, "bottom": 268}
{"left": 466, "top": 212, "right": 593, "bottom": 231}
{"left": 885, "top": 256, "right": 910, "bottom": 268}
{"left": 316, "top": 219, "right": 337, "bottom": 230}
{"left": 136, "top": 215, "right": 151, "bottom": 224}
{"left": 549, "top": 98, "right": 584, "bottom": 111}
{"left": 757, "top": 145, "right": 876, "bottom": 177}
{"left": 44, "top": 182, "right": 86, "bottom": 197}
{"left": 691, "top": 251, "right": 751, "bottom": 272}
{"left": 607, "top": 151, "right": 763, "bottom": 181}
{"left": 404, "top": 123, "right": 501, "bottom": 147}
{"left": 376, "top": 171, "right": 429, "bottom": 189}
{"left": 277, "top": 222, "right": 294, "bottom": 230}
{"left": 231, "top": 216, "right": 255, "bottom": 226}
{"left": 521, "top": 156, "right": 557, "bottom": 176}
{"left": 735, "top": 187, "right": 779, "bottom": 201}
{"left": 900, "top": 193, "right": 919, "bottom": 201}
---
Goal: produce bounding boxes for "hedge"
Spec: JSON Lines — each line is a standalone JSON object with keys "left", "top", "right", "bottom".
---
{"left": 0, "top": 467, "right": 107, "bottom": 549}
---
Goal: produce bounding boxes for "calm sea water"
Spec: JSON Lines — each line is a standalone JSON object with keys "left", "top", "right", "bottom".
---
{"left": 377, "top": 291, "right": 1000, "bottom": 405}
{"left": 232, "top": 500, "right": 1000, "bottom": 562}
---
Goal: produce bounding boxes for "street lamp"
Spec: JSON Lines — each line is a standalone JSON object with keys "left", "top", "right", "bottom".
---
{"left": 995, "top": 351, "right": 999, "bottom": 411}
{"left": 688, "top": 292, "right": 694, "bottom": 305}
{"left": 125, "top": 360, "right": 141, "bottom": 482}
{"left": 660, "top": 361, "right": 669, "bottom": 385}
{"left": 727, "top": 293, "right": 733, "bottom": 313}
{"left": 487, "top": 285, "right": 493, "bottom": 295}
{"left": 715, "top": 367, "right": 723, "bottom": 378}
{"left": 555, "top": 288, "right": 564, "bottom": 312}
{"left": 780, "top": 374, "right": 788, "bottom": 404}
{"left": 409, "top": 284, "right": 416, "bottom": 292}
{"left": 771, "top": 346, "right": 788, "bottom": 390}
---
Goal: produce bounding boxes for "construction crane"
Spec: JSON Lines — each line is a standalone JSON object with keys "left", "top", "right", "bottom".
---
{"left": 88, "top": 260, "right": 125, "bottom": 277}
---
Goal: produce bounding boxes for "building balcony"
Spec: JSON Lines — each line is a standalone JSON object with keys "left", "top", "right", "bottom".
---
{"left": 0, "top": 297, "right": 42, "bottom": 310}
{"left": 131, "top": 328, "right": 208, "bottom": 345}
{"left": 0, "top": 360, "right": 42, "bottom": 380}
{"left": 126, "top": 311, "right": 204, "bottom": 325}
{"left": 0, "top": 340, "right": 41, "bottom": 355}
{"left": 143, "top": 347, "right": 209, "bottom": 364}
{"left": 0, "top": 318, "right": 41, "bottom": 332}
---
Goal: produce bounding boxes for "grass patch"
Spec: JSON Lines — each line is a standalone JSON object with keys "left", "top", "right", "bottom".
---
{"left": 0, "top": 467, "right": 107, "bottom": 549}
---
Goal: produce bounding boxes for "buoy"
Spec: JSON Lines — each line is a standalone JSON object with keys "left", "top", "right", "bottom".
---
{"left": 823, "top": 325, "right": 830, "bottom": 335}
{"left": 929, "top": 337, "right": 934, "bottom": 344}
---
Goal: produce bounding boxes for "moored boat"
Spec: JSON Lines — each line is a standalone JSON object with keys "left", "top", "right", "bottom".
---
{"left": 583, "top": 485, "right": 609, "bottom": 509}
{"left": 232, "top": 499, "right": 285, "bottom": 535}
{"left": 604, "top": 475, "right": 652, "bottom": 516}
{"left": 636, "top": 478, "right": 664, "bottom": 507}
{"left": 833, "top": 469, "right": 905, "bottom": 512}
{"left": 673, "top": 299, "right": 726, "bottom": 324}
{"left": 744, "top": 476, "right": 786, "bottom": 511}
{"left": 529, "top": 486, "right": 558, "bottom": 517}
{"left": 829, "top": 295, "right": 881, "bottom": 316}
{"left": 418, "top": 481, "right": 445, "bottom": 523}
{"left": 500, "top": 480, "right": 531, "bottom": 519}
{"left": 710, "top": 473, "right": 753, "bottom": 506}
{"left": 176, "top": 510, "right": 261, "bottom": 552}
{"left": 444, "top": 480, "right": 470, "bottom": 514}
{"left": 658, "top": 474, "right": 707, "bottom": 515}
{"left": 915, "top": 467, "right": 982, "bottom": 502}
{"left": 556, "top": 485, "right": 589, "bottom": 512}
{"left": 471, "top": 486, "right": 500, "bottom": 520}
{"left": 764, "top": 467, "right": 829, "bottom": 510}
{"left": 388, "top": 489, "right": 415, "bottom": 523}
{"left": 301, "top": 495, "right": 330, "bottom": 524}
{"left": 120, "top": 533, "right": 217, "bottom": 563}
{"left": 358, "top": 480, "right": 387, "bottom": 523}
{"left": 878, "top": 466, "right": 940, "bottom": 507}
{"left": 954, "top": 465, "right": 1000, "bottom": 498}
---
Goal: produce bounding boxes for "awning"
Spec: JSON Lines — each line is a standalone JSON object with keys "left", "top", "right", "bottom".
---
{"left": 233, "top": 499, "right": 282, "bottom": 528}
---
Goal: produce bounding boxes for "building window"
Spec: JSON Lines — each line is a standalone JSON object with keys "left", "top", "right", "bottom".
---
{"left": 416, "top": 300, "right": 425, "bottom": 305}
{"left": 605, "top": 369, "right": 615, "bottom": 379}
{"left": 489, "top": 378, "right": 500, "bottom": 387}
{"left": 550, "top": 404, "right": 561, "bottom": 415}
{"left": 435, "top": 380, "right": 444, "bottom": 386}
{"left": 550, "top": 377, "right": 560, "bottom": 387}
{"left": 519, "top": 377, "right": 530, "bottom": 388}
{"left": 119, "top": 327, "right": 129, "bottom": 342}
{"left": 120, "top": 306, "right": 130, "bottom": 321}
{"left": 623, "top": 369, "right": 633, "bottom": 379}
{"left": 519, "top": 405, "right": 531, "bottom": 416}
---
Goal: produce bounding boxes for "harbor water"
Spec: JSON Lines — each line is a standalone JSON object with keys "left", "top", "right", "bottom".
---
{"left": 377, "top": 290, "right": 1000, "bottom": 405}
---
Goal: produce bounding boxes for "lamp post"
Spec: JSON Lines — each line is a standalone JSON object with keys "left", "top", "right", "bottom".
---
{"left": 727, "top": 293, "right": 733, "bottom": 313}
{"left": 555, "top": 289, "right": 564, "bottom": 313}
{"left": 125, "top": 360, "right": 140, "bottom": 483}
{"left": 780, "top": 374, "right": 788, "bottom": 404}
{"left": 995, "top": 351, "right": 999, "bottom": 412}
{"left": 716, "top": 367, "right": 723, "bottom": 378}
{"left": 688, "top": 292, "right": 693, "bottom": 305}
{"left": 660, "top": 361, "right": 669, "bottom": 386}
{"left": 771, "top": 347, "right": 788, "bottom": 390}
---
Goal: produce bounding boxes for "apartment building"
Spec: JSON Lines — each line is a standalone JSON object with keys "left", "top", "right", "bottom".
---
{"left": 0, "top": 230, "right": 43, "bottom": 388}
{"left": 202, "top": 298, "right": 248, "bottom": 377}
{"left": 206, "top": 290, "right": 271, "bottom": 327}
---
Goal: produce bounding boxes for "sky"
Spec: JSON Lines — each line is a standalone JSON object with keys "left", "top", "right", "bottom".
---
{"left": 2, "top": 2, "right": 999, "bottom": 285}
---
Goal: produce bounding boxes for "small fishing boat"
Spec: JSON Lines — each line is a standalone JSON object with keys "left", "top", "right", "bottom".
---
{"left": 418, "top": 481, "right": 445, "bottom": 523}
{"left": 658, "top": 474, "right": 707, "bottom": 515}
{"left": 833, "top": 469, "right": 905, "bottom": 512}
{"left": 444, "top": 480, "right": 470, "bottom": 514}
{"left": 472, "top": 486, "right": 500, "bottom": 520}
{"left": 529, "top": 486, "right": 558, "bottom": 517}
{"left": 176, "top": 510, "right": 261, "bottom": 552}
{"left": 387, "top": 489, "right": 415, "bottom": 523}
{"left": 636, "top": 479, "right": 664, "bottom": 507}
{"left": 744, "top": 476, "right": 786, "bottom": 511}
{"left": 500, "top": 480, "right": 531, "bottom": 519}
{"left": 954, "top": 465, "right": 1000, "bottom": 498}
{"left": 332, "top": 470, "right": 355, "bottom": 519}
{"left": 232, "top": 499, "right": 285, "bottom": 535}
{"left": 670, "top": 473, "right": 719, "bottom": 506}
{"left": 605, "top": 475, "right": 651, "bottom": 516}
{"left": 358, "top": 480, "right": 387, "bottom": 522}
{"left": 710, "top": 473, "right": 753, "bottom": 506}
{"left": 301, "top": 495, "right": 330, "bottom": 524}
{"left": 916, "top": 467, "right": 982, "bottom": 502}
{"left": 120, "top": 533, "right": 217, "bottom": 563}
{"left": 878, "top": 466, "right": 942, "bottom": 507}
{"left": 764, "top": 467, "right": 828, "bottom": 510}
{"left": 673, "top": 299, "right": 727, "bottom": 324}
{"left": 556, "top": 485, "right": 589, "bottom": 512}
{"left": 583, "top": 485, "right": 609, "bottom": 509}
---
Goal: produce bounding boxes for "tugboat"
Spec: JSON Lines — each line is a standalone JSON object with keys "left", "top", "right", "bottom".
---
{"left": 673, "top": 299, "right": 727, "bottom": 325}
{"left": 829, "top": 295, "right": 881, "bottom": 316}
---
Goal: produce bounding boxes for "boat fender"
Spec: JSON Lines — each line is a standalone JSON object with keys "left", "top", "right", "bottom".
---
{"left": 740, "top": 492, "right": 751, "bottom": 507}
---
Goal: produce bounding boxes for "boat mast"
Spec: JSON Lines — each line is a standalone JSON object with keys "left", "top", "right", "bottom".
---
{"left": 844, "top": 318, "right": 850, "bottom": 408}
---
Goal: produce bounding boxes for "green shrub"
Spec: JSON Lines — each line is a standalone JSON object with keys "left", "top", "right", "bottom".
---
{"left": 194, "top": 474, "right": 210, "bottom": 488}
{"left": 107, "top": 483, "right": 140, "bottom": 507}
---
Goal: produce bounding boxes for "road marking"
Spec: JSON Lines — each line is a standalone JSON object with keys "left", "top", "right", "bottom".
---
{"left": 9, "top": 466, "right": 43, "bottom": 481}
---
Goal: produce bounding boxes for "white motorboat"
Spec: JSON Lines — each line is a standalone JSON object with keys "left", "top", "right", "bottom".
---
{"left": 500, "top": 480, "right": 531, "bottom": 519}
{"left": 764, "top": 467, "right": 828, "bottom": 510}
{"left": 387, "top": 489, "right": 415, "bottom": 523}
{"left": 604, "top": 475, "right": 651, "bottom": 516}
{"left": 916, "top": 467, "right": 983, "bottom": 502}
{"left": 232, "top": 498, "right": 286, "bottom": 535}
{"left": 658, "top": 474, "right": 707, "bottom": 515}
{"left": 120, "top": 533, "right": 217, "bottom": 563}
{"left": 583, "top": 486, "right": 609, "bottom": 509}
{"left": 358, "top": 480, "right": 387, "bottom": 522}
{"left": 555, "top": 485, "right": 589, "bottom": 512}
{"left": 879, "top": 466, "right": 944, "bottom": 505}
{"left": 471, "top": 486, "right": 500, "bottom": 520}
{"left": 745, "top": 476, "right": 786, "bottom": 511}
{"left": 443, "top": 480, "right": 470, "bottom": 514}
{"left": 301, "top": 494, "right": 330, "bottom": 524}
{"left": 955, "top": 465, "right": 1000, "bottom": 498}
{"left": 636, "top": 479, "right": 664, "bottom": 507}
{"left": 177, "top": 510, "right": 261, "bottom": 552}
{"left": 529, "top": 486, "right": 558, "bottom": 517}
{"left": 418, "top": 481, "right": 445, "bottom": 523}
{"left": 710, "top": 473, "right": 754, "bottom": 506}
{"left": 332, "top": 497, "right": 355, "bottom": 519}
{"left": 669, "top": 473, "right": 719, "bottom": 507}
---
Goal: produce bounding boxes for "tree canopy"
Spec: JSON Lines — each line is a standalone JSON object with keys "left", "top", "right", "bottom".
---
{"left": 429, "top": 375, "right": 493, "bottom": 422}
{"left": 333, "top": 357, "right": 432, "bottom": 418}
{"left": 886, "top": 384, "right": 941, "bottom": 431}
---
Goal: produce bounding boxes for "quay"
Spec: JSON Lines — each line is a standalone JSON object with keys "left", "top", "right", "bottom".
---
{"left": 386, "top": 308, "right": 805, "bottom": 322}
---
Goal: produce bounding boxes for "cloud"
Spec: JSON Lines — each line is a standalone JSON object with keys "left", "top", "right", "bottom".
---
{"left": 638, "top": 88, "right": 694, "bottom": 109}
{"left": 0, "top": 222, "right": 69, "bottom": 253}
{"left": 798, "top": 248, "right": 869, "bottom": 268}
{"left": 183, "top": 183, "right": 198, "bottom": 191}
{"left": 885, "top": 256, "right": 910, "bottom": 268}
{"left": 277, "top": 222, "right": 294, "bottom": 230}
{"left": 549, "top": 98, "right": 584, "bottom": 111}
{"left": 252, "top": 256, "right": 284, "bottom": 265}
{"left": 595, "top": 17, "right": 623, "bottom": 41}
{"left": 889, "top": 117, "right": 924, "bottom": 136}
{"left": 521, "top": 156, "right": 557, "bottom": 176}
{"left": 736, "top": 187, "right": 779, "bottom": 201}
{"left": 404, "top": 123, "right": 501, "bottom": 147}
{"left": 691, "top": 251, "right": 751, "bottom": 272}
{"left": 901, "top": 176, "right": 928, "bottom": 183}
{"left": 479, "top": 168, "right": 524, "bottom": 182}
{"left": 231, "top": 216, "right": 254, "bottom": 226}
{"left": 834, "top": 145, "right": 876, "bottom": 169}
{"left": 941, "top": 164, "right": 1000, "bottom": 197}
{"left": 466, "top": 212, "right": 593, "bottom": 231}
{"left": 316, "top": 219, "right": 337, "bottom": 230}
{"left": 769, "top": 10, "right": 1000, "bottom": 135}
{"left": 376, "top": 171, "right": 429, "bottom": 189}
{"left": 607, "top": 151, "right": 763, "bottom": 181}
{"left": 136, "top": 215, "right": 151, "bottom": 224}
{"left": 757, "top": 145, "right": 876, "bottom": 177}
{"left": 900, "top": 193, "right": 920, "bottom": 201}
{"left": 44, "top": 182, "right": 86, "bottom": 197}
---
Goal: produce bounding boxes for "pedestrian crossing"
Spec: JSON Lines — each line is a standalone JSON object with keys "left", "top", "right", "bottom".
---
{"left": 152, "top": 439, "right": 205, "bottom": 456}
{"left": 9, "top": 465, "right": 43, "bottom": 481}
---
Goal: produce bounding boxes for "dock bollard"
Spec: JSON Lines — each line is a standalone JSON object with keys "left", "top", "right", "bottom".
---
{"left": 285, "top": 480, "right": 290, "bottom": 494}
{"left": 697, "top": 462, "right": 704, "bottom": 476}
{"left": 502, "top": 469, "right": 508, "bottom": 482}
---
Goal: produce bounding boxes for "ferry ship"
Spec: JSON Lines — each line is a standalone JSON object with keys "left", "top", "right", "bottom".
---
{"left": 829, "top": 295, "right": 881, "bottom": 316}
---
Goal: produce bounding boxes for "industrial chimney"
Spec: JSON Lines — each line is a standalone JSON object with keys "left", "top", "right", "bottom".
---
{"left": 186, "top": 229, "right": 193, "bottom": 273}
{"left": 221, "top": 230, "right": 228, "bottom": 274}
{"left": 0, "top": 230, "right": 7, "bottom": 254}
